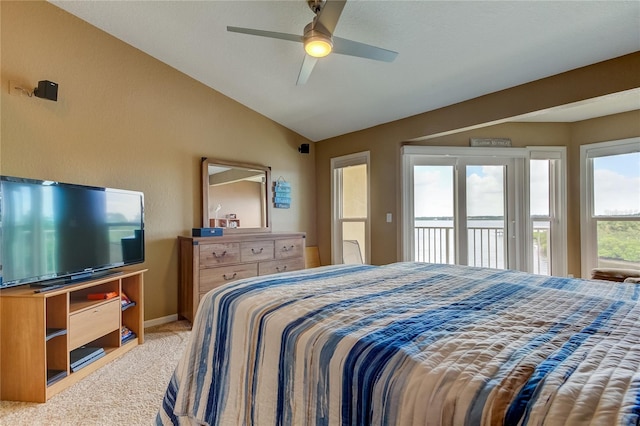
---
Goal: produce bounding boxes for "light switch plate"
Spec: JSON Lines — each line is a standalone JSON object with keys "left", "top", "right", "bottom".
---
{"left": 8, "top": 80, "right": 29, "bottom": 96}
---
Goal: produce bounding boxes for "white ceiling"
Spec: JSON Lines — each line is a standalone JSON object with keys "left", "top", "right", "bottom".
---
{"left": 49, "top": 1, "right": 640, "bottom": 142}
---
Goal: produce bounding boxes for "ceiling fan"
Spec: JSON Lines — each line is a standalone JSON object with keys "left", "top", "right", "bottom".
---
{"left": 227, "top": 0, "right": 398, "bottom": 85}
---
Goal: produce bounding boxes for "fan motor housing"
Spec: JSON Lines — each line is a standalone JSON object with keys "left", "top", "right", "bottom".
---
{"left": 307, "top": 0, "right": 325, "bottom": 14}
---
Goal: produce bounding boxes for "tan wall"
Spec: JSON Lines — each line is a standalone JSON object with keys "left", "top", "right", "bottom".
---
{"left": 0, "top": 1, "right": 316, "bottom": 321}
{"left": 316, "top": 53, "right": 640, "bottom": 277}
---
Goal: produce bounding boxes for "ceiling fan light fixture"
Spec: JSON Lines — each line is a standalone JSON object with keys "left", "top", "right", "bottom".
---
{"left": 304, "top": 34, "right": 333, "bottom": 58}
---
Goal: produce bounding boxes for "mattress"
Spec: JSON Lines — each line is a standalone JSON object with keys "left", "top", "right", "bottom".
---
{"left": 157, "top": 262, "right": 640, "bottom": 425}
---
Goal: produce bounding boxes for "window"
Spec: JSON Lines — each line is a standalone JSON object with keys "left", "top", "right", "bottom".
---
{"left": 528, "top": 148, "right": 567, "bottom": 276}
{"left": 580, "top": 138, "right": 640, "bottom": 277}
{"left": 331, "top": 152, "right": 370, "bottom": 264}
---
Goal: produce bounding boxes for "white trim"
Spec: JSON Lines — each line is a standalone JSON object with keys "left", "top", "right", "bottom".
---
{"left": 582, "top": 137, "right": 640, "bottom": 158}
{"left": 402, "top": 145, "right": 527, "bottom": 158}
{"left": 400, "top": 151, "right": 414, "bottom": 260}
{"left": 144, "top": 314, "right": 179, "bottom": 329}
{"left": 331, "top": 152, "right": 369, "bottom": 169}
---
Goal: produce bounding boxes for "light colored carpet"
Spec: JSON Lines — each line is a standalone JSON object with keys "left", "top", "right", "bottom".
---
{"left": 0, "top": 320, "right": 191, "bottom": 425}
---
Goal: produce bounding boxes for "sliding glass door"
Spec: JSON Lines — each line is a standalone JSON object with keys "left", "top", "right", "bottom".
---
{"left": 403, "top": 146, "right": 567, "bottom": 275}
{"left": 412, "top": 156, "right": 515, "bottom": 269}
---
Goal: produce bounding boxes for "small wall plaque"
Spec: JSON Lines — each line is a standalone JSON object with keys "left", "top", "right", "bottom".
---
{"left": 470, "top": 138, "right": 512, "bottom": 147}
{"left": 273, "top": 177, "right": 291, "bottom": 209}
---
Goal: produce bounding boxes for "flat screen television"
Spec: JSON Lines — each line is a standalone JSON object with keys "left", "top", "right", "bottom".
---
{"left": 0, "top": 175, "right": 145, "bottom": 289}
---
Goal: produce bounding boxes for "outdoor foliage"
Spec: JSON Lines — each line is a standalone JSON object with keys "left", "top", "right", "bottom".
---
{"left": 533, "top": 228, "right": 548, "bottom": 255}
{"left": 597, "top": 221, "right": 640, "bottom": 263}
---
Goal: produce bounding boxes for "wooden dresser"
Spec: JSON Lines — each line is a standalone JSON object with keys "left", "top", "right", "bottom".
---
{"left": 178, "top": 232, "right": 306, "bottom": 323}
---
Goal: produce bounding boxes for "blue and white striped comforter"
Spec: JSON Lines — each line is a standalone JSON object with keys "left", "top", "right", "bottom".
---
{"left": 157, "top": 262, "right": 640, "bottom": 425}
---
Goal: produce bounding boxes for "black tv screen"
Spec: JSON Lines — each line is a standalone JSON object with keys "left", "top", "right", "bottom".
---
{"left": 0, "top": 175, "right": 144, "bottom": 289}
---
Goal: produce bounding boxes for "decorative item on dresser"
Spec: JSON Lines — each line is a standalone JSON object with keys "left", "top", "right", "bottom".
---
{"left": 177, "top": 232, "right": 305, "bottom": 323}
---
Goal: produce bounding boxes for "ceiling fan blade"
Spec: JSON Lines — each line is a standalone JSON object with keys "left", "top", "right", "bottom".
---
{"left": 333, "top": 36, "right": 398, "bottom": 62}
{"left": 227, "top": 26, "right": 303, "bottom": 44}
{"left": 296, "top": 54, "right": 318, "bottom": 85}
{"left": 316, "top": 0, "right": 347, "bottom": 35}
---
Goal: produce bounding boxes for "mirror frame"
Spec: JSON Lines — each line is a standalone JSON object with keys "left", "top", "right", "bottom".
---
{"left": 201, "top": 157, "right": 272, "bottom": 234}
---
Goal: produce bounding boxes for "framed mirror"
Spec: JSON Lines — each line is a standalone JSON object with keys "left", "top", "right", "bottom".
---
{"left": 201, "top": 158, "right": 272, "bottom": 234}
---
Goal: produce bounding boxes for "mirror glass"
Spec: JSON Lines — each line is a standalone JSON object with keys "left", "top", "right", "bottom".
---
{"left": 201, "top": 158, "right": 271, "bottom": 233}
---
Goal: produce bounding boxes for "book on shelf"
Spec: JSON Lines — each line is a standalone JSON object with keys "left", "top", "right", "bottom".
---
{"left": 121, "top": 292, "right": 136, "bottom": 310}
{"left": 121, "top": 325, "right": 137, "bottom": 344}
{"left": 87, "top": 291, "right": 118, "bottom": 300}
{"left": 70, "top": 346, "right": 105, "bottom": 372}
{"left": 47, "top": 369, "right": 67, "bottom": 386}
{"left": 46, "top": 327, "right": 67, "bottom": 341}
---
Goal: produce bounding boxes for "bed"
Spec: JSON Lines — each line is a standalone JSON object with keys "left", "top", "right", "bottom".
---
{"left": 157, "top": 262, "right": 640, "bottom": 425}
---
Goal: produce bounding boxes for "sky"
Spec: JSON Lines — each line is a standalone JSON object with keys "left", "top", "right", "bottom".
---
{"left": 413, "top": 165, "right": 509, "bottom": 218}
{"left": 414, "top": 151, "right": 639, "bottom": 218}
{"left": 413, "top": 165, "right": 453, "bottom": 218}
{"left": 593, "top": 152, "right": 640, "bottom": 216}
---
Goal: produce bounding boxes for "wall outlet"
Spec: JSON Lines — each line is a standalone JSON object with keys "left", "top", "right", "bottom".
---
{"left": 386, "top": 213, "right": 392, "bottom": 223}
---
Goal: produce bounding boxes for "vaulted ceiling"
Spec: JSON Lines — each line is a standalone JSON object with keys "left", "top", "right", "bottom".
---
{"left": 50, "top": 1, "right": 640, "bottom": 141}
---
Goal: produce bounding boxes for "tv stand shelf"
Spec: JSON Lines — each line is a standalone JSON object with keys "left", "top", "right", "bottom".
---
{"left": 0, "top": 269, "right": 146, "bottom": 402}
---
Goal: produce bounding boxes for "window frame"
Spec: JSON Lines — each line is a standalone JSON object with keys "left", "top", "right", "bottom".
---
{"left": 331, "top": 151, "right": 371, "bottom": 264}
{"left": 527, "top": 147, "right": 567, "bottom": 276}
{"left": 580, "top": 137, "right": 640, "bottom": 278}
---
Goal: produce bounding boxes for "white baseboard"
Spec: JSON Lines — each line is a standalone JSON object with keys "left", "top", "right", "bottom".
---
{"left": 144, "top": 314, "right": 179, "bottom": 328}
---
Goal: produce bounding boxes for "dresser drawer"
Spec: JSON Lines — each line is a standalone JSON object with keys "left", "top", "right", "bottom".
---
{"left": 199, "top": 263, "right": 258, "bottom": 293}
{"left": 68, "top": 299, "right": 120, "bottom": 350}
{"left": 259, "top": 257, "right": 305, "bottom": 276}
{"left": 240, "top": 240, "right": 275, "bottom": 262}
{"left": 274, "top": 238, "right": 304, "bottom": 260}
{"left": 199, "top": 242, "right": 241, "bottom": 267}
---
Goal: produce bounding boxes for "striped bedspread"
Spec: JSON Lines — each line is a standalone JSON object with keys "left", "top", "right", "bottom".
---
{"left": 157, "top": 262, "right": 640, "bottom": 425}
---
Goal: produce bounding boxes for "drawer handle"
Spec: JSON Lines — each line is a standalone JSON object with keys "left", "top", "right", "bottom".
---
{"left": 251, "top": 248, "right": 264, "bottom": 255}
{"left": 281, "top": 245, "right": 295, "bottom": 252}
{"left": 276, "top": 266, "right": 288, "bottom": 272}
{"left": 223, "top": 273, "right": 237, "bottom": 281}
{"left": 212, "top": 251, "right": 227, "bottom": 259}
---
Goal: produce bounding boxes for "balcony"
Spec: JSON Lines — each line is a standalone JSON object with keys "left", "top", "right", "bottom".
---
{"left": 414, "top": 221, "right": 550, "bottom": 274}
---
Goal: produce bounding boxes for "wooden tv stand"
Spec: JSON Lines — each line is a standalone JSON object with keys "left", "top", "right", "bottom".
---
{"left": 0, "top": 269, "right": 145, "bottom": 402}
